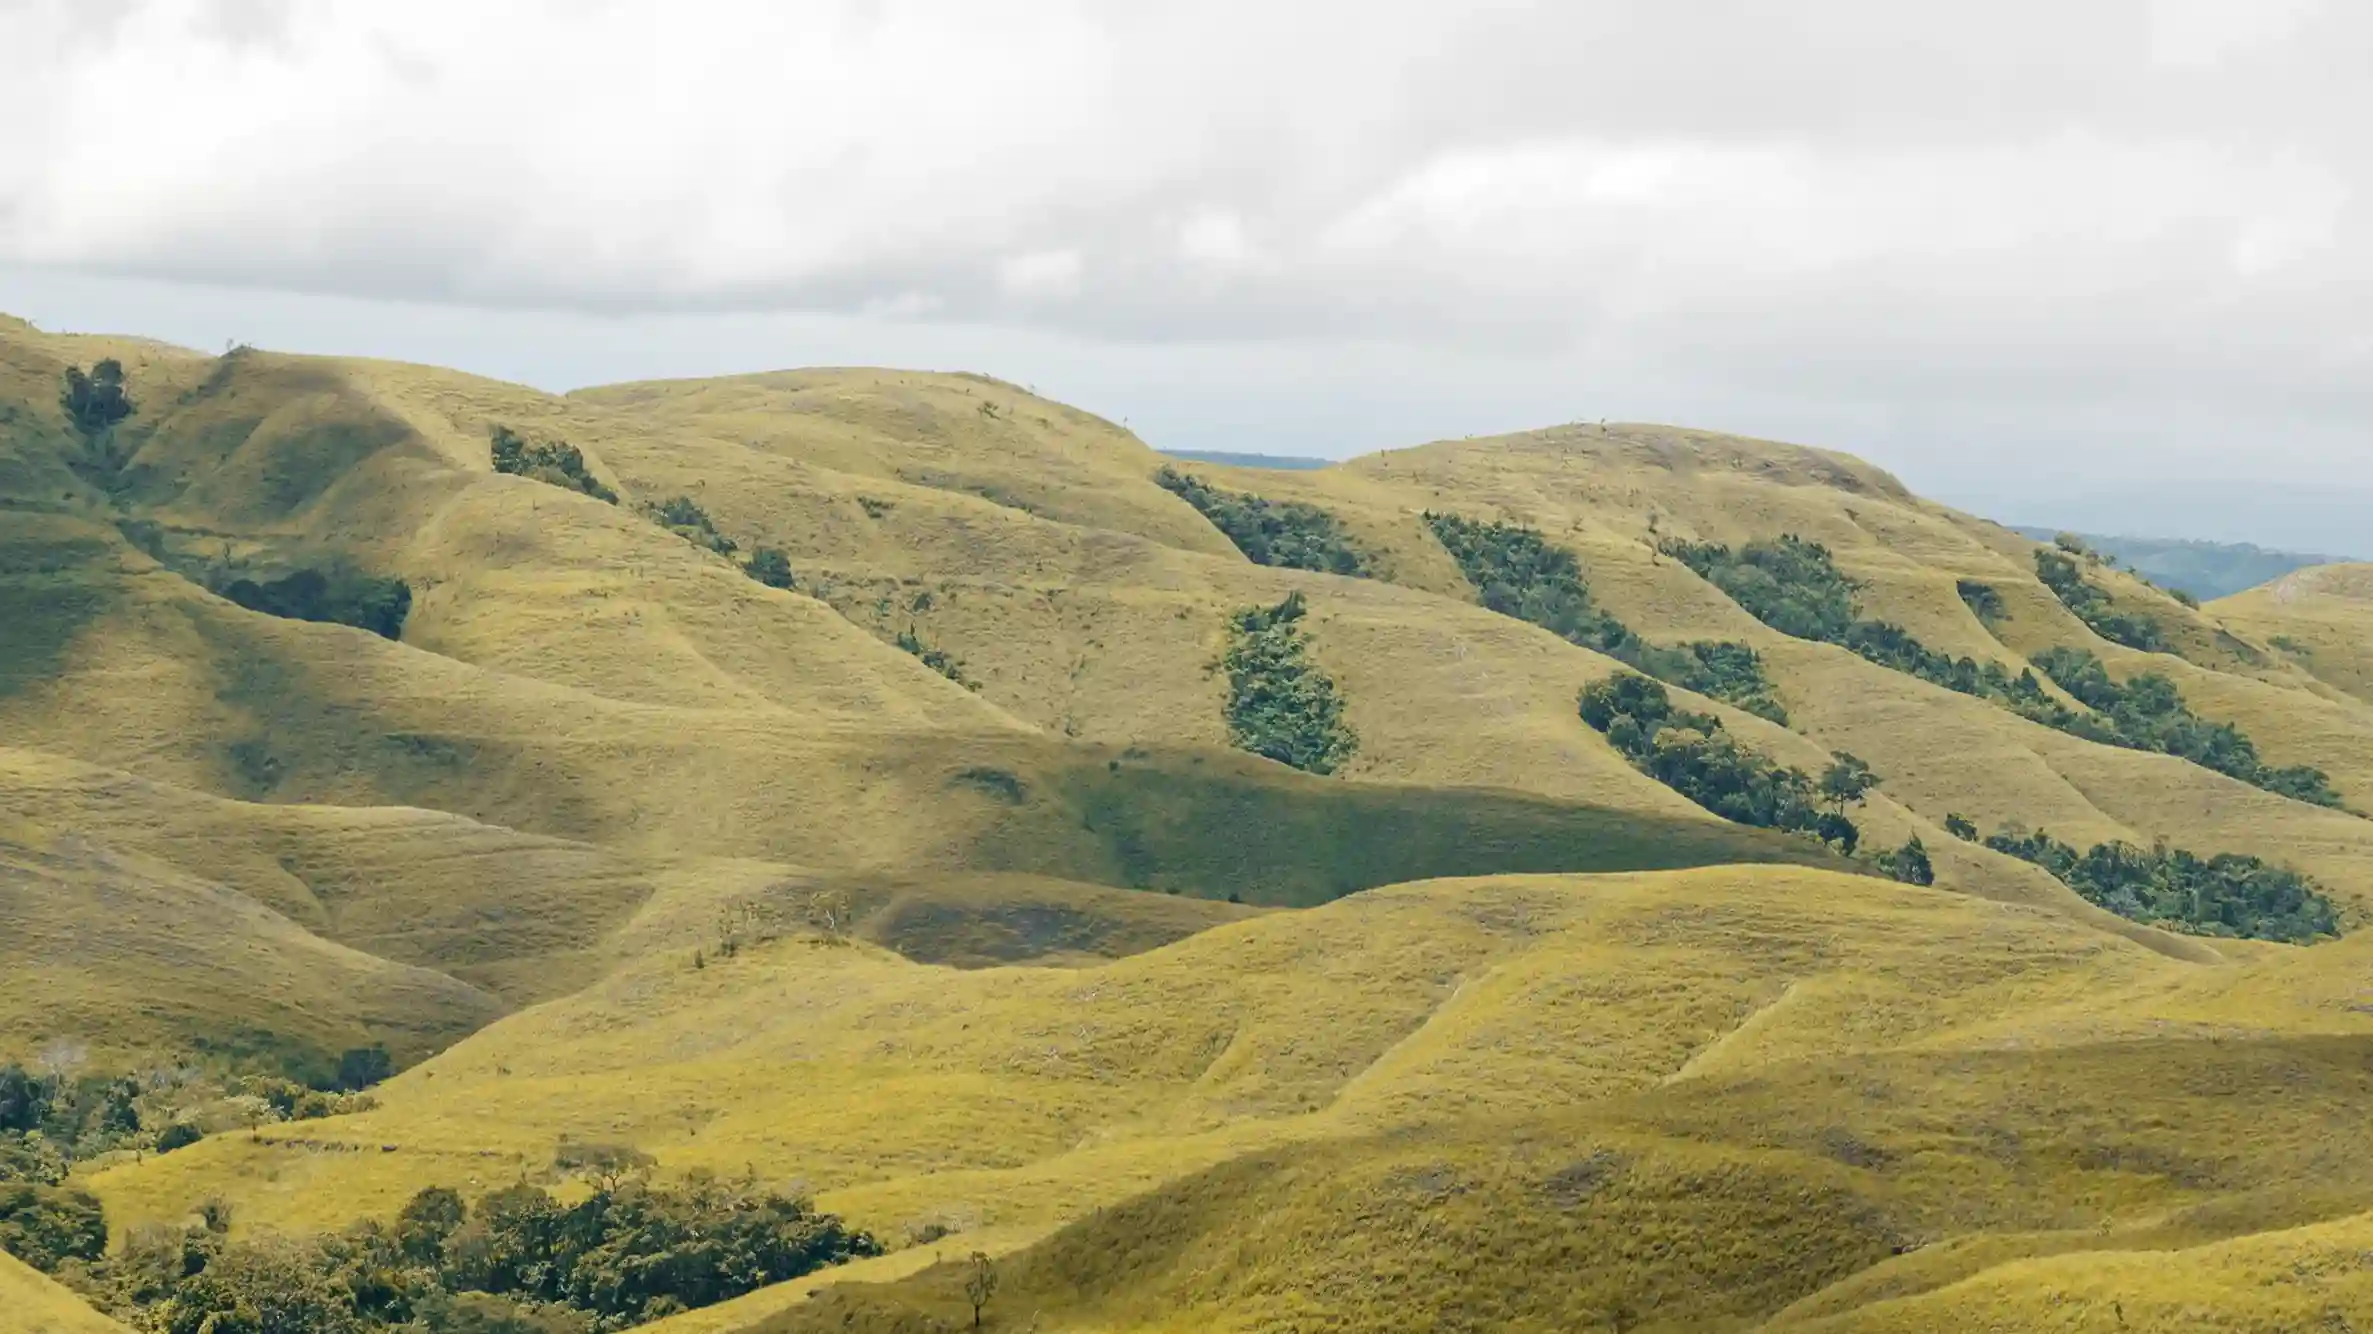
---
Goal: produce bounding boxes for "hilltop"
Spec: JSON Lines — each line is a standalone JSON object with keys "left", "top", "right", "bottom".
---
{"left": 3, "top": 317, "right": 2371, "bottom": 1331}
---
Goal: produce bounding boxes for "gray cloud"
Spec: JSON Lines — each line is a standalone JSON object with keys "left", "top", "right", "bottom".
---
{"left": 0, "top": 0, "right": 2366, "bottom": 544}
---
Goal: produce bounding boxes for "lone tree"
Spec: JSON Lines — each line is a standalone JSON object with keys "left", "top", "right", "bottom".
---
{"left": 1818, "top": 752, "right": 1881, "bottom": 814}
{"left": 964, "top": 1250, "right": 998, "bottom": 1328}
{"left": 61, "top": 359, "right": 134, "bottom": 434}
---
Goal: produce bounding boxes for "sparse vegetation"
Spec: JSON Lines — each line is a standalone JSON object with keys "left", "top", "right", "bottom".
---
{"left": 1977, "top": 822, "right": 2339, "bottom": 942}
{"left": 896, "top": 625, "right": 978, "bottom": 689}
{"left": 220, "top": 565, "right": 413, "bottom": 640}
{"left": 490, "top": 425, "right": 619, "bottom": 504}
{"left": 1430, "top": 514, "right": 1787, "bottom": 721}
{"left": 2034, "top": 548, "right": 2166, "bottom": 651}
{"left": 1222, "top": 591, "right": 1359, "bottom": 775}
{"left": 1156, "top": 466, "right": 1368, "bottom": 575}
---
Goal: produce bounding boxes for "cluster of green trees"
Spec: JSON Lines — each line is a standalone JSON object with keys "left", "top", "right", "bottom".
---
{"left": 1576, "top": 672, "right": 1931, "bottom": 883}
{"left": 2034, "top": 546, "right": 2166, "bottom": 651}
{"left": 1155, "top": 467, "right": 1369, "bottom": 575}
{"left": 1944, "top": 819, "right": 2339, "bottom": 943}
{"left": 1665, "top": 538, "right": 2340, "bottom": 807}
{"left": 645, "top": 496, "right": 737, "bottom": 557}
{"left": 1222, "top": 592, "right": 1358, "bottom": 775}
{"left": 61, "top": 360, "right": 135, "bottom": 435}
{"left": 2031, "top": 648, "right": 2340, "bottom": 806}
{"left": 1955, "top": 579, "right": 2007, "bottom": 625}
{"left": 743, "top": 547, "right": 796, "bottom": 589}
{"left": 220, "top": 565, "right": 413, "bottom": 640}
{"left": 490, "top": 426, "right": 619, "bottom": 505}
{"left": 34, "top": 1164, "right": 877, "bottom": 1333}
{"left": 1427, "top": 514, "right": 1788, "bottom": 722}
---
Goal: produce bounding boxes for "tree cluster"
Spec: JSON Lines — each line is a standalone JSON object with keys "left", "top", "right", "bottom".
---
{"left": 220, "top": 566, "right": 413, "bottom": 641}
{"left": 743, "top": 547, "right": 796, "bottom": 590}
{"left": 2033, "top": 548, "right": 2166, "bottom": 651}
{"left": 40, "top": 1166, "right": 878, "bottom": 1333}
{"left": 645, "top": 496, "right": 738, "bottom": 557}
{"left": 1949, "top": 819, "right": 2340, "bottom": 943}
{"left": 1222, "top": 591, "right": 1358, "bottom": 775}
{"left": 1955, "top": 579, "right": 2007, "bottom": 625}
{"left": 1429, "top": 514, "right": 1788, "bottom": 722}
{"left": 1156, "top": 467, "right": 1369, "bottom": 576}
{"left": 61, "top": 360, "right": 135, "bottom": 435}
{"left": 490, "top": 426, "right": 619, "bottom": 505}
{"left": 2031, "top": 648, "right": 2340, "bottom": 807}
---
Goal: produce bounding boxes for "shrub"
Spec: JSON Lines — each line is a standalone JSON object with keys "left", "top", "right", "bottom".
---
{"left": 489, "top": 426, "right": 618, "bottom": 505}
{"left": 155, "top": 1122, "right": 204, "bottom": 1154}
{"left": 895, "top": 626, "right": 977, "bottom": 689}
{"left": 744, "top": 547, "right": 796, "bottom": 589}
{"left": 1577, "top": 672, "right": 1843, "bottom": 847}
{"left": 1222, "top": 592, "right": 1358, "bottom": 775}
{"left": 648, "top": 495, "right": 738, "bottom": 556}
{"left": 1156, "top": 467, "right": 1368, "bottom": 575}
{"left": 1875, "top": 836, "right": 1936, "bottom": 886}
{"left": 221, "top": 566, "right": 412, "bottom": 640}
{"left": 1956, "top": 579, "right": 2007, "bottom": 625}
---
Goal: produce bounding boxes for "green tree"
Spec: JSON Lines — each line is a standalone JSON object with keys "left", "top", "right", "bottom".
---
{"left": 744, "top": 547, "right": 796, "bottom": 589}
{"left": 158, "top": 1237, "right": 366, "bottom": 1334}
{"left": 1818, "top": 752, "right": 1880, "bottom": 814}
{"left": 61, "top": 359, "right": 135, "bottom": 434}
{"left": 1221, "top": 592, "right": 1358, "bottom": 775}
{"left": 964, "top": 1250, "right": 999, "bottom": 1329}
{"left": 396, "top": 1186, "right": 467, "bottom": 1265}
{"left": 0, "top": 1181, "right": 108, "bottom": 1271}
{"left": 155, "top": 1122, "right": 204, "bottom": 1154}
{"left": 336, "top": 1046, "right": 394, "bottom": 1091}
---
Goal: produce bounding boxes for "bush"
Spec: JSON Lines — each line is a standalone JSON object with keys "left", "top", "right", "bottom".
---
{"left": 221, "top": 566, "right": 412, "bottom": 640}
{"left": 648, "top": 495, "right": 737, "bottom": 556}
{"left": 1956, "top": 579, "right": 2006, "bottom": 625}
{"left": 61, "top": 360, "right": 135, "bottom": 434}
{"left": 489, "top": 426, "right": 618, "bottom": 505}
{"left": 1156, "top": 467, "right": 1367, "bottom": 575}
{"left": 155, "top": 1122, "right": 204, "bottom": 1154}
{"left": 1223, "top": 592, "right": 1358, "bottom": 775}
{"left": 1875, "top": 836, "right": 1935, "bottom": 886}
{"left": 0, "top": 1181, "right": 108, "bottom": 1271}
{"left": 895, "top": 626, "right": 976, "bottom": 689}
{"left": 743, "top": 547, "right": 796, "bottom": 589}
{"left": 1578, "top": 672, "right": 1846, "bottom": 847}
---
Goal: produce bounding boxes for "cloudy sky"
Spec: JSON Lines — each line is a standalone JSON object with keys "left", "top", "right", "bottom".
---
{"left": 3, "top": 0, "right": 2367, "bottom": 549}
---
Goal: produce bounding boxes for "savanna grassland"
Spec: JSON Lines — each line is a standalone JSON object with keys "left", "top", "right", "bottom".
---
{"left": 3, "top": 312, "right": 2372, "bottom": 1333}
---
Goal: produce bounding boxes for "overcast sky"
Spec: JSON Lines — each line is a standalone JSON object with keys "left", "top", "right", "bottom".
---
{"left": 2, "top": 1, "right": 2367, "bottom": 549}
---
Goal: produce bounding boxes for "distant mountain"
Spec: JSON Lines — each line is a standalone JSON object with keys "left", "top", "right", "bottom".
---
{"left": 2007, "top": 527, "right": 2353, "bottom": 600}
{"left": 1159, "top": 448, "right": 1334, "bottom": 470}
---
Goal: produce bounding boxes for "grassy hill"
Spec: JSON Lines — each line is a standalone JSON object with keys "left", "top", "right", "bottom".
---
{"left": 6, "top": 315, "right": 2373, "bottom": 1330}
{"left": 2008, "top": 525, "right": 2351, "bottom": 600}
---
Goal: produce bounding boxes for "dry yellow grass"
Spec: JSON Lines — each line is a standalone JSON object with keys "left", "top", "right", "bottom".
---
{"left": 9, "top": 315, "right": 2373, "bottom": 1330}
{"left": 0, "top": 1250, "right": 131, "bottom": 1334}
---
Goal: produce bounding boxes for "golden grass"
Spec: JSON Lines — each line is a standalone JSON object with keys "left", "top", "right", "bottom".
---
{"left": 0, "top": 1250, "right": 132, "bottom": 1334}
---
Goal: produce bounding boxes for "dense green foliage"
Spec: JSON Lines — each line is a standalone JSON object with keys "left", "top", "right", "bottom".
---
{"left": 1955, "top": 579, "right": 2006, "bottom": 625}
{"left": 1665, "top": 537, "right": 2337, "bottom": 806}
{"left": 221, "top": 566, "right": 412, "bottom": 640}
{"left": 2034, "top": 549, "right": 2166, "bottom": 651}
{"left": 1155, "top": 467, "right": 1367, "bottom": 575}
{"left": 60, "top": 359, "right": 134, "bottom": 435}
{"left": 743, "top": 547, "right": 796, "bottom": 589}
{"left": 1872, "top": 836, "right": 1935, "bottom": 887}
{"left": 1577, "top": 673, "right": 1861, "bottom": 852}
{"left": 490, "top": 426, "right": 619, "bottom": 505}
{"left": 1427, "top": 514, "right": 1787, "bottom": 721}
{"left": 51, "top": 1171, "right": 878, "bottom": 1332}
{"left": 0, "top": 1181, "right": 107, "bottom": 1270}
{"left": 1222, "top": 592, "right": 1358, "bottom": 775}
{"left": 647, "top": 496, "right": 737, "bottom": 556}
{"left": 2030, "top": 648, "right": 2341, "bottom": 806}
{"left": 1975, "top": 822, "right": 2340, "bottom": 943}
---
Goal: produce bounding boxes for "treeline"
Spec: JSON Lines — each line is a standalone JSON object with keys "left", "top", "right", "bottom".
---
{"left": 1155, "top": 466, "right": 1369, "bottom": 576}
{"left": 1429, "top": 514, "right": 1788, "bottom": 723}
{"left": 1664, "top": 536, "right": 2338, "bottom": 807}
{"left": 27, "top": 1163, "right": 876, "bottom": 1333}
{"left": 1222, "top": 592, "right": 1358, "bottom": 775}
{"left": 1943, "top": 818, "right": 2339, "bottom": 943}
{"left": 1577, "top": 672, "right": 1932, "bottom": 885}
{"left": 220, "top": 565, "right": 412, "bottom": 640}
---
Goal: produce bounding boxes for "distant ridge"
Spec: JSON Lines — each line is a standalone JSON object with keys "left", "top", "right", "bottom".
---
{"left": 1159, "top": 448, "right": 1334, "bottom": 470}
{"left": 2008, "top": 526, "right": 2355, "bottom": 600}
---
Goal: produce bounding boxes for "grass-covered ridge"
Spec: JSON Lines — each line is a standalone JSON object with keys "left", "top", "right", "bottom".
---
{"left": 1666, "top": 535, "right": 2339, "bottom": 807}
{"left": 1429, "top": 513, "right": 1788, "bottom": 721}
{"left": 1220, "top": 591, "right": 1357, "bottom": 774}
{"left": 1154, "top": 466, "right": 1367, "bottom": 575}
{"left": 1951, "top": 820, "right": 2340, "bottom": 943}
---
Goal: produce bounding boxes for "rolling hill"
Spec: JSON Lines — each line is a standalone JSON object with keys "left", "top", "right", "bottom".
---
{"left": 4, "top": 314, "right": 2372, "bottom": 1331}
